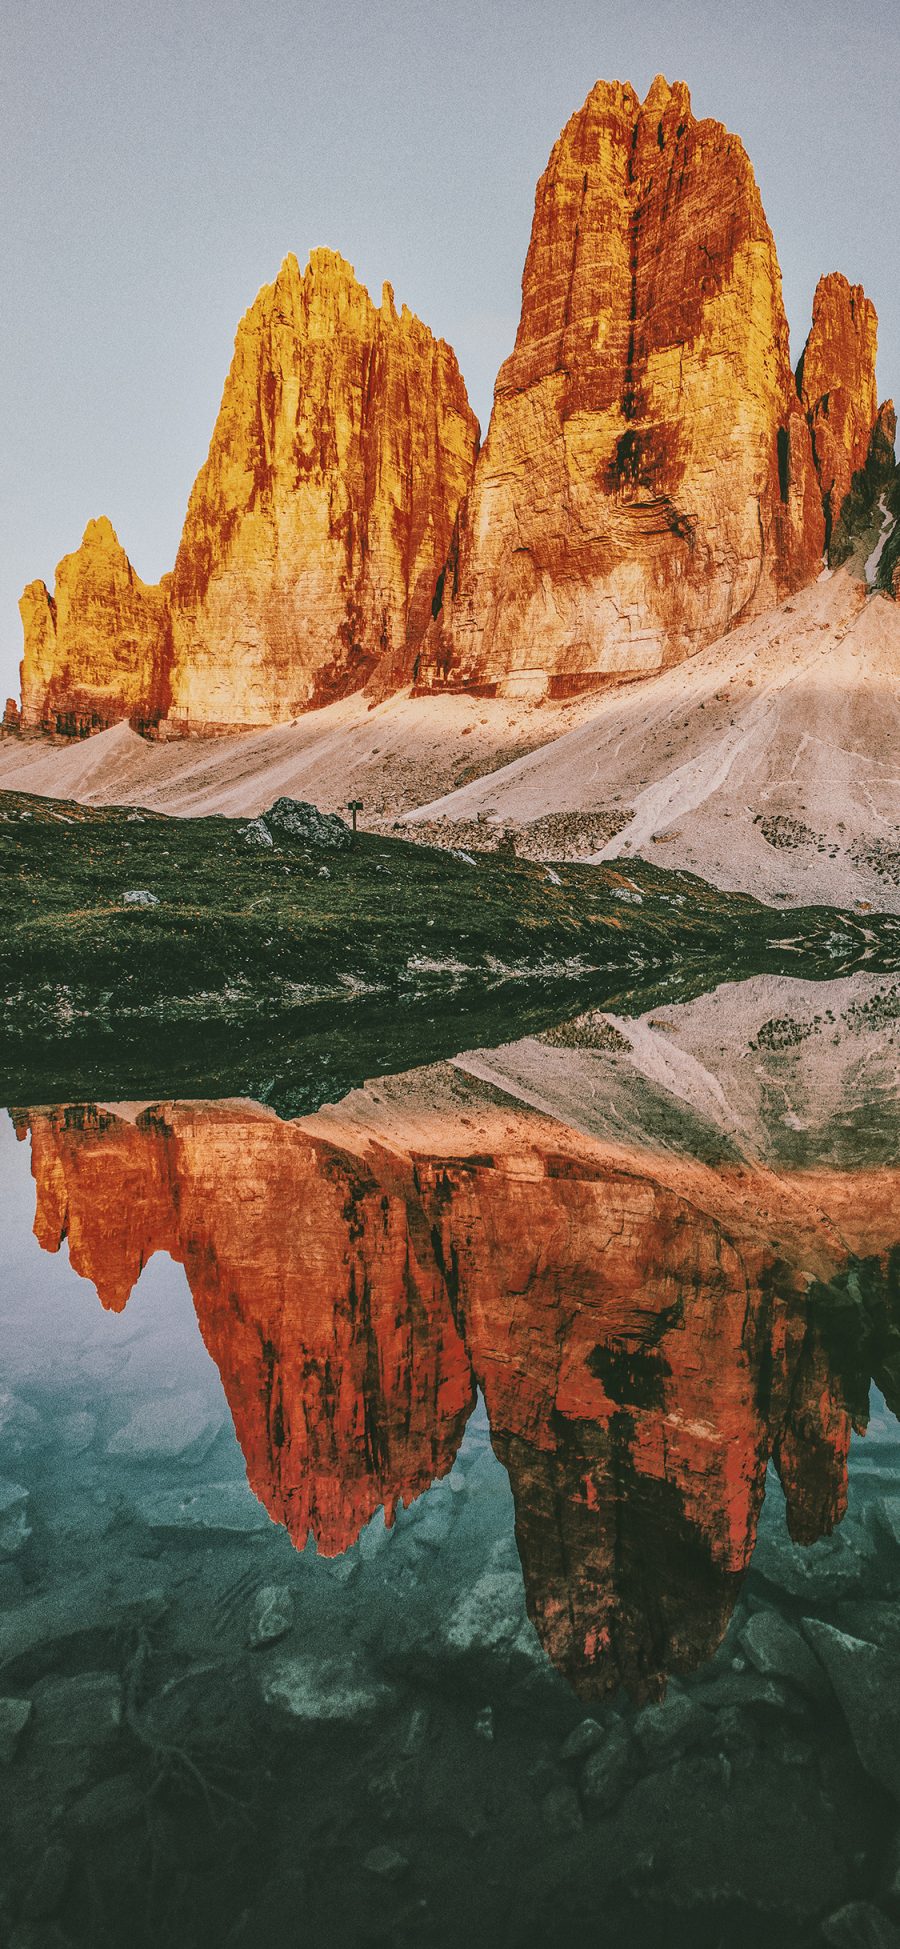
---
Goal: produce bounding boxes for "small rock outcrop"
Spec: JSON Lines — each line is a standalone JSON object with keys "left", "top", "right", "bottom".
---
{"left": 263, "top": 797, "right": 351, "bottom": 849}
{"left": 796, "top": 272, "right": 884, "bottom": 550}
{"left": 19, "top": 518, "right": 170, "bottom": 736}
{"left": 417, "top": 76, "right": 824, "bottom": 700}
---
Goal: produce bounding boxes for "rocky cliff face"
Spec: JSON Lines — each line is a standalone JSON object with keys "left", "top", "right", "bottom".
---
{"left": 19, "top": 519, "right": 170, "bottom": 735}
{"left": 18, "top": 80, "right": 891, "bottom": 731}
{"left": 165, "top": 251, "right": 479, "bottom": 730}
{"left": 23, "top": 1102, "right": 474, "bottom": 1549}
{"left": 18, "top": 256, "right": 478, "bottom": 736}
{"left": 417, "top": 76, "right": 824, "bottom": 699}
{"left": 797, "top": 272, "right": 882, "bottom": 549}
{"left": 20, "top": 1088, "right": 896, "bottom": 1698}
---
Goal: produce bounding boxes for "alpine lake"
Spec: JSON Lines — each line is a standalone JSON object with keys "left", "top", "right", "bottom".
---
{"left": 1, "top": 797, "right": 899, "bottom": 1949}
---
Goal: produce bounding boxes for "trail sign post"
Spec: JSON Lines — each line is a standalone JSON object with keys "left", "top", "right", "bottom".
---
{"left": 347, "top": 799, "right": 363, "bottom": 843}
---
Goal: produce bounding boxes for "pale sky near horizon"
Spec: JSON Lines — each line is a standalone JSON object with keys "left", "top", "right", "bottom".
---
{"left": 2, "top": 0, "right": 898, "bottom": 702}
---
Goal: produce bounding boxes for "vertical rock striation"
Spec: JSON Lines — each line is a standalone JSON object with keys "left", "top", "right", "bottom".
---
{"left": 19, "top": 519, "right": 170, "bottom": 735}
{"left": 15, "top": 82, "right": 889, "bottom": 729}
{"left": 419, "top": 76, "right": 824, "bottom": 699}
{"left": 797, "top": 272, "right": 883, "bottom": 550}
{"left": 164, "top": 251, "right": 479, "bottom": 731}
{"left": 17, "top": 256, "right": 478, "bottom": 737}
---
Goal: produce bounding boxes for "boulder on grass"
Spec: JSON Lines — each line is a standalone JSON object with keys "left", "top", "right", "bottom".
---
{"left": 264, "top": 799, "right": 351, "bottom": 850}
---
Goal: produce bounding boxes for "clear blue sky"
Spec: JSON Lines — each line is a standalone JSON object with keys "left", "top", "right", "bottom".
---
{"left": 2, "top": 0, "right": 897, "bottom": 702}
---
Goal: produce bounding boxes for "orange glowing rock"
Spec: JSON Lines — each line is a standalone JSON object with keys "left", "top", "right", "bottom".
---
{"left": 164, "top": 251, "right": 479, "bottom": 731}
{"left": 797, "top": 271, "right": 882, "bottom": 547}
{"left": 19, "top": 518, "right": 170, "bottom": 736}
{"left": 418, "top": 77, "right": 825, "bottom": 700}
{"left": 14, "top": 83, "right": 888, "bottom": 734}
{"left": 18, "top": 256, "right": 478, "bottom": 738}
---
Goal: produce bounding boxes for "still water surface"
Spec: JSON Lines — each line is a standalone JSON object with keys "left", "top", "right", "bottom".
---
{"left": 1, "top": 972, "right": 899, "bottom": 1948}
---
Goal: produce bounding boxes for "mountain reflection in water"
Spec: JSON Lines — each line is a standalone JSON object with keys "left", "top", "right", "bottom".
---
{"left": 15, "top": 973, "right": 900, "bottom": 1702}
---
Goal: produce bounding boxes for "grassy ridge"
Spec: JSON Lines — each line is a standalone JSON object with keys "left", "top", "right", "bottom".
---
{"left": 2, "top": 790, "right": 899, "bottom": 1111}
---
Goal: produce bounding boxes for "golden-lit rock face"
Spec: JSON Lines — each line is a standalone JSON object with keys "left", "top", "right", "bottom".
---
{"left": 18, "top": 255, "right": 478, "bottom": 736}
{"left": 19, "top": 1091, "right": 898, "bottom": 1700}
{"left": 164, "top": 251, "right": 479, "bottom": 730}
{"left": 418, "top": 76, "right": 824, "bottom": 699}
{"left": 17, "top": 82, "right": 889, "bottom": 732}
{"left": 797, "top": 272, "right": 881, "bottom": 544}
{"left": 19, "top": 518, "right": 170, "bottom": 735}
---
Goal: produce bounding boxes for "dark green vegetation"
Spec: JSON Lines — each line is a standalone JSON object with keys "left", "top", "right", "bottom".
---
{"left": 2, "top": 790, "right": 899, "bottom": 1113}
{"left": 829, "top": 403, "right": 900, "bottom": 576}
{"left": 877, "top": 491, "right": 900, "bottom": 595}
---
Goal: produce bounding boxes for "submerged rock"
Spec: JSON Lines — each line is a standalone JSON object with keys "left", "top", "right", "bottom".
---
{"left": 821, "top": 1901, "right": 900, "bottom": 1948}
{"left": 739, "top": 1608, "right": 830, "bottom": 1700}
{"left": 803, "top": 1621, "right": 900, "bottom": 1801}
{"left": 473, "top": 1705, "right": 495, "bottom": 1743}
{"left": 0, "top": 1390, "right": 40, "bottom": 1464}
{"left": 248, "top": 1584, "right": 294, "bottom": 1648}
{"left": 0, "top": 1695, "right": 32, "bottom": 1764}
{"left": 363, "top": 1845, "right": 409, "bottom": 1881}
{"left": 31, "top": 1672, "right": 122, "bottom": 1750}
{"left": 69, "top": 1772, "right": 146, "bottom": 1834}
{"left": 262, "top": 1654, "right": 394, "bottom": 1722}
{"left": 579, "top": 1725, "right": 634, "bottom": 1813}
{"left": 541, "top": 1782, "right": 583, "bottom": 1839}
{"left": 0, "top": 1478, "right": 30, "bottom": 1557}
{"left": 132, "top": 1480, "right": 271, "bottom": 1534}
{"left": 444, "top": 1568, "right": 540, "bottom": 1665}
{"left": 750, "top": 1524, "right": 867, "bottom": 1603}
{"left": 57, "top": 1410, "right": 97, "bottom": 1455}
{"left": 398, "top": 1704, "right": 430, "bottom": 1757}
{"left": 559, "top": 1717, "right": 605, "bottom": 1764}
{"left": 22, "top": 1843, "right": 72, "bottom": 1920}
{"left": 634, "top": 1690, "right": 712, "bottom": 1765}
{"left": 868, "top": 1497, "right": 900, "bottom": 1551}
{"left": 106, "top": 1389, "right": 223, "bottom": 1460}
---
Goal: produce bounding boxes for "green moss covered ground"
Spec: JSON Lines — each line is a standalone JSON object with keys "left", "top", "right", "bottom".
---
{"left": 2, "top": 791, "right": 898, "bottom": 1112}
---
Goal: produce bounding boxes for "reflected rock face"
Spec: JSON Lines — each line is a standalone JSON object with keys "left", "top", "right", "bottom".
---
{"left": 17, "top": 1087, "right": 898, "bottom": 1699}
{"left": 418, "top": 76, "right": 824, "bottom": 698}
